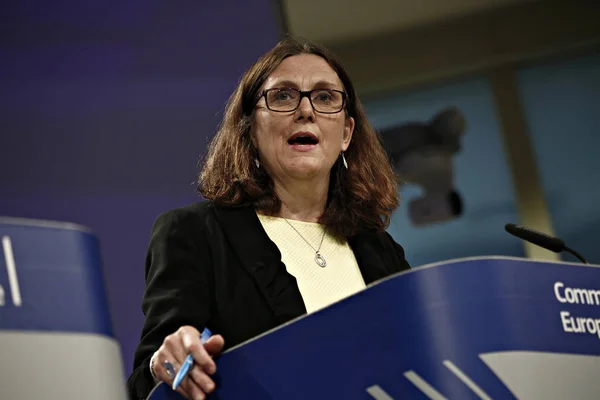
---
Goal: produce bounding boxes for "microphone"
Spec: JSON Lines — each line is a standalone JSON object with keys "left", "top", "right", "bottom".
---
{"left": 504, "top": 223, "right": 588, "bottom": 264}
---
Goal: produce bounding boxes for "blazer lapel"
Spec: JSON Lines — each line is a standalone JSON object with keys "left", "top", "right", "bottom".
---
{"left": 212, "top": 204, "right": 307, "bottom": 324}
{"left": 349, "top": 232, "right": 393, "bottom": 285}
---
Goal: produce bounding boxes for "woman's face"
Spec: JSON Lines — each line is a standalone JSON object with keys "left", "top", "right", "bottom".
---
{"left": 252, "top": 54, "right": 354, "bottom": 185}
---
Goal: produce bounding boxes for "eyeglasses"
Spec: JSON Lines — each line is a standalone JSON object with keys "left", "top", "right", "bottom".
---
{"left": 258, "top": 88, "right": 346, "bottom": 114}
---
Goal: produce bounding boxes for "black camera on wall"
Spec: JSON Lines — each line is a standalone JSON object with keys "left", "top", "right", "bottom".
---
{"left": 379, "top": 107, "right": 466, "bottom": 226}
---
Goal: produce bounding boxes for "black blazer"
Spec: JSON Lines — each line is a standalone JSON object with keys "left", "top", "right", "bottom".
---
{"left": 127, "top": 201, "right": 410, "bottom": 400}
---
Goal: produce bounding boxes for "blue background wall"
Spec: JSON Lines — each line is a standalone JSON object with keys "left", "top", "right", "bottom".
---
{"left": 0, "top": 1, "right": 281, "bottom": 373}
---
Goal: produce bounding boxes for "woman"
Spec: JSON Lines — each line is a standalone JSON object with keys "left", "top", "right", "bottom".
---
{"left": 127, "top": 37, "right": 410, "bottom": 400}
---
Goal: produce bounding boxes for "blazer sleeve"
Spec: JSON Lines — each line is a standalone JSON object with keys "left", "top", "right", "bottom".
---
{"left": 126, "top": 208, "right": 214, "bottom": 400}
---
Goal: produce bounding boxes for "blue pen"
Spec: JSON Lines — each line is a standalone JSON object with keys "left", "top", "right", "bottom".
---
{"left": 172, "top": 328, "right": 213, "bottom": 390}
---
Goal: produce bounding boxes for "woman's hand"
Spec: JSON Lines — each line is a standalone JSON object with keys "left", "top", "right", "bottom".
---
{"left": 151, "top": 325, "right": 225, "bottom": 400}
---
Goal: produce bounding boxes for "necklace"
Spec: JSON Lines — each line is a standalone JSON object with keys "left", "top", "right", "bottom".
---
{"left": 283, "top": 218, "right": 327, "bottom": 267}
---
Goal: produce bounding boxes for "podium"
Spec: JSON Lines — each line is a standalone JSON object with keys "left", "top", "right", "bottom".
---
{"left": 2, "top": 217, "right": 599, "bottom": 399}
{"left": 149, "top": 256, "right": 600, "bottom": 400}
{"left": 0, "top": 218, "right": 128, "bottom": 399}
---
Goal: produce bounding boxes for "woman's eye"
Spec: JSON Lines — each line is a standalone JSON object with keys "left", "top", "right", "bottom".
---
{"left": 315, "top": 92, "right": 333, "bottom": 102}
{"left": 274, "top": 90, "right": 294, "bottom": 101}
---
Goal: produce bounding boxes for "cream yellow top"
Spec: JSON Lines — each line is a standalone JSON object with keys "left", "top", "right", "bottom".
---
{"left": 256, "top": 213, "right": 366, "bottom": 313}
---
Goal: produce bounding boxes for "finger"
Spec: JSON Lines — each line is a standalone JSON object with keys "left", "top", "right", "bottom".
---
{"left": 153, "top": 349, "right": 179, "bottom": 385}
{"left": 188, "top": 365, "right": 216, "bottom": 394}
{"left": 181, "top": 330, "right": 216, "bottom": 375}
{"left": 159, "top": 351, "right": 201, "bottom": 399}
{"left": 163, "top": 332, "right": 189, "bottom": 367}
{"left": 179, "top": 374, "right": 208, "bottom": 400}
{"left": 179, "top": 325, "right": 201, "bottom": 338}
{"left": 174, "top": 385, "right": 193, "bottom": 400}
{"left": 203, "top": 335, "right": 225, "bottom": 356}
{"left": 170, "top": 359, "right": 205, "bottom": 400}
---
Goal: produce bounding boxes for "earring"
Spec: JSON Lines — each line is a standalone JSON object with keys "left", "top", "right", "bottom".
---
{"left": 341, "top": 152, "right": 348, "bottom": 169}
{"left": 254, "top": 158, "right": 260, "bottom": 168}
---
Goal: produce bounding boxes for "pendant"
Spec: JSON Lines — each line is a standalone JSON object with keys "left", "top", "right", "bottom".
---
{"left": 315, "top": 251, "right": 327, "bottom": 267}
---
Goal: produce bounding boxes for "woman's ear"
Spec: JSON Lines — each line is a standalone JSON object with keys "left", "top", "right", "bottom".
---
{"left": 342, "top": 116, "right": 355, "bottom": 151}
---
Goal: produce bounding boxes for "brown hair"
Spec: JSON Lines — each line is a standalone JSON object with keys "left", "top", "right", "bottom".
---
{"left": 198, "top": 36, "right": 399, "bottom": 239}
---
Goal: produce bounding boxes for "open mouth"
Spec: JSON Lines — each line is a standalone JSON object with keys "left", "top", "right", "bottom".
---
{"left": 287, "top": 132, "right": 319, "bottom": 145}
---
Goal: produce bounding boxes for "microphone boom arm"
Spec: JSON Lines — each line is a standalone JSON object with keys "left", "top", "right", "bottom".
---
{"left": 563, "top": 245, "right": 588, "bottom": 264}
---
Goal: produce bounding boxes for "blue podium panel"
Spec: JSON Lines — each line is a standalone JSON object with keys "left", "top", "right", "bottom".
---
{"left": 150, "top": 257, "right": 600, "bottom": 400}
{"left": 0, "top": 218, "right": 128, "bottom": 400}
